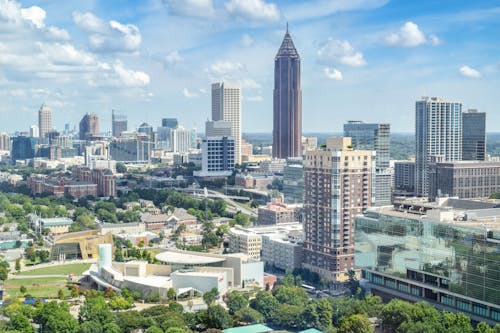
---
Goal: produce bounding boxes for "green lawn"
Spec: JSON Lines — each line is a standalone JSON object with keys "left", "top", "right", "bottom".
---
{"left": 17, "top": 263, "right": 91, "bottom": 276}
{"left": 4, "top": 276, "right": 70, "bottom": 299}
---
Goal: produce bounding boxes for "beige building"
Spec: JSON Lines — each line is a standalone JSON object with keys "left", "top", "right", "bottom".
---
{"left": 228, "top": 227, "right": 262, "bottom": 260}
{"left": 303, "top": 137, "right": 375, "bottom": 281}
{"left": 257, "top": 200, "right": 298, "bottom": 225}
{"left": 38, "top": 103, "right": 52, "bottom": 138}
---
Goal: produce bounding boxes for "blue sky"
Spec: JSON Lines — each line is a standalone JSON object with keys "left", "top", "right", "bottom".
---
{"left": 0, "top": 0, "right": 499, "bottom": 134}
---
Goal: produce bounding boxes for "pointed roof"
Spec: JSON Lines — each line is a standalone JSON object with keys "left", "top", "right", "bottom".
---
{"left": 276, "top": 23, "right": 299, "bottom": 58}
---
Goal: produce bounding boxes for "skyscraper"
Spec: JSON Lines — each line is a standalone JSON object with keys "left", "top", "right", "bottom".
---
{"left": 462, "top": 109, "right": 486, "bottom": 161}
{"left": 29, "top": 125, "right": 39, "bottom": 138}
{"left": 303, "top": 138, "right": 375, "bottom": 281}
{"left": 38, "top": 103, "right": 52, "bottom": 138}
{"left": 79, "top": 113, "right": 100, "bottom": 140}
{"left": 344, "top": 121, "right": 391, "bottom": 205}
{"left": 273, "top": 24, "right": 301, "bottom": 159}
{"left": 0, "top": 133, "right": 11, "bottom": 151}
{"left": 212, "top": 82, "right": 242, "bottom": 164}
{"left": 112, "top": 110, "right": 127, "bottom": 137}
{"left": 162, "top": 118, "right": 178, "bottom": 129}
{"left": 415, "top": 97, "right": 462, "bottom": 197}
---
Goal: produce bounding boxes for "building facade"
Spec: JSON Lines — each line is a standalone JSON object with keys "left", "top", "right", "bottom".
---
{"left": 415, "top": 97, "right": 462, "bottom": 197}
{"left": 38, "top": 103, "right": 52, "bottom": 138}
{"left": 212, "top": 82, "right": 242, "bottom": 164}
{"left": 344, "top": 121, "right": 391, "bottom": 205}
{"left": 394, "top": 160, "right": 416, "bottom": 193}
{"left": 273, "top": 25, "right": 302, "bottom": 159}
{"left": 11, "top": 136, "right": 36, "bottom": 162}
{"left": 257, "top": 201, "right": 297, "bottom": 225}
{"left": 195, "top": 136, "right": 235, "bottom": 177}
{"left": 109, "top": 135, "right": 151, "bottom": 163}
{"left": 172, "top": 126, "right": 194, "bottom": 154}
{"left": 355, "top": 204, "right": 500, "bottom": 326}
{"left": 283, "top": 157, "right": 304, "bottom": 204}
{"left": 112, "top": 110, "right": 127, "bottom": 138}
{"left": 428, "top": 161, "right": 500, "bottom": 200}
{"left": 228, "top": 227, "right": 262, "bottom": 260}
{"left": 79, "top": 113, "right": 100, "bottom": 140}
{"left": 462, "top": 109, "right": 486, "bottom": 161}
{"left": 0, "top": 133, "right": 11, "bottom": 151}
{"left": 303, "top": 137, "right": 375, "bottom": 281}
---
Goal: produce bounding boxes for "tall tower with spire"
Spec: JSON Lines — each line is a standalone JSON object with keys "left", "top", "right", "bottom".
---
{"left": 273, "top": 24, "right": 302, "bottom": 159}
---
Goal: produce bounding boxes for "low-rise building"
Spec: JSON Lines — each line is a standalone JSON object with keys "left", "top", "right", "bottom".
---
{"left": 228, "top": 227, "right": 262, "bottom": 260}
{"left": 257, "top": 200, "right": 298, "bottom": 225}
{"left": 29, "top": 215, "right": 73, "bottom": 234}
{"left": 99, "top": 222, "right": 146, "bottom": 236}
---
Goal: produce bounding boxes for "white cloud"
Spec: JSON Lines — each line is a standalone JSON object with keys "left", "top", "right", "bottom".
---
{"left": 163, "top": 0, "right": 215, "bottom": 18}
{"left": 73, "top": 12, "right": 141, "bottom": 53}
{"left": 384, "top": 22, "right": 438, "bottom": 47}
{"left": 20, "top": 6, "right": 46, "bottom": 28}
{"left": 459, "top": 65, "right": 481, "bottom": 78}
{"left": 225, "top": 0, "right": 280, "bottom": 23}
{"left": 240, "top": 78, "right": 261, "bottom": 89}
{"left": 38, "top": 42, "right": 95, "bottom": 66}
{"left": 165, "top": 50, "right": 184, "bottom": 64}
{"left": 113, "top": 61, "right": 150, "bottom": 87}
{"left": 284, "top": 0, "right": 388, "bottom": 21}
{"left": 46, "top": 26, "right": 70, "bottom": 40}
{"left": 183, "top": 88, "right": 199, "bottom": 98}
{"left": 208, "top": 61, "right": 245, "bottom": 75}
{"left": 324, "top": 67, "right": 343, "bottom": 80}
{"left": 317, "top": 39, "right": 366, "bottom": 67}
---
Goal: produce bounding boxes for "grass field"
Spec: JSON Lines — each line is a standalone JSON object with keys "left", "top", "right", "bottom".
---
{"left": 17, "top": 263, "right": 91, "bottom": 277}
{"left": 4, "top": 276, "right": 70, "bottom": 299}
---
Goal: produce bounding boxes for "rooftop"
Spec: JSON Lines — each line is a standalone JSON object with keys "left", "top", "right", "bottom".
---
{"left": 155, "top": 250, "right": 226, "bottom": 265}
{"left": 223, "top": 324, "right": 273, "bottom": 333}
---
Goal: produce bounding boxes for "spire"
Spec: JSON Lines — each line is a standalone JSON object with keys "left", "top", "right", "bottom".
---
{"left": 276, "top": 23, "right": 298, "bottom": 58}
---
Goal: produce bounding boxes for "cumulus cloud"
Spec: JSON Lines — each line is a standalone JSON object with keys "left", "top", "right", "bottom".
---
{"left": 165, "top": 50, "right": 184, "bottom": 64}
{"left": 317, "top": 39, "right": 366, "bottom": 67}
{"left": 162, "top": 0, "right": 215, "bottom": 18}
{"left": 73, "top": 11, "right": 141, "bottom": 53}
{"left": 207, "top": 61, "right": 245, "bottom": 75}
{"left": 225, "top": 0, "right": 280, "bottom": 23}
{"left": 384, "top": 22, "right": 439, "bottom": 47}
{"left": 183, "top": 88, "right": 199, "bottom": 98}
{"left": 241, "top": 34, "right": 254, "bottom": 47}
{"left": 459, "top": 65, "right": 481, "bottom": 78}
{"left": 20, "top": 5, "right": 46, "bottom": 28}
{"left": 323, "top": 67, "right": 343, "bottom": 80}
{"left": 38, "top": 42, "right": 95, "bottom": 66}
{"left": 113, "top": 61, "right": 150, "bottom": 87}
{"left": 240, "top": 78, "right": 261, "bottom": 89}
{"left": 46, "top": 26, "right": 70, "bottom": 40}
{"left": 89, "top": 61, "right": 150, "bottom": 88}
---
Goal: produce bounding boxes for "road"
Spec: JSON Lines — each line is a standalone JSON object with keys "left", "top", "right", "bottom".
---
{"left": 206, "top": 189, "right": 257, "bottom": 217}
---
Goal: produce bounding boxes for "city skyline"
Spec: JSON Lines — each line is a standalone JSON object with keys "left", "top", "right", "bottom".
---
{"left": 0, "top": 0, "right": 499, "bottom": 133}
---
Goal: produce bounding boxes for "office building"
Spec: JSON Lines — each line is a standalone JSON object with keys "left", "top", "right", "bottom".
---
{"left": 212, "top": 82, "right": 242, "bottom": 164}
{"left": 283, "top": 157, "right": 304, "bottom": 204}
{"left": 228, "top": 227, "right": 263, "bottom": 260}
{"left": 38, "top": 103, "right": 52, "bottom": 138}
{"left": 462, "top": 110, "right": 486, "bottom": 161}
{"left": 29, "top": 125, "right": 39, "bottom": 138}
{"left": 162, "top": 118, "right": 178, "bottom": 128}
{"left": 393, "top": 160, "right": 415, "bottom": 193}
{"left": 172, "top": 126, "right": 193, "bottom": 154}
{"left": 273, "top": 25, "right": 302, "bottom": 159}
{"left": 205, "top": 120, "right": 233, "bottom": 137}
{"left": 428, "top": 161, "right": 500, "bottom": 200}
{"left": 415, "top": 97, "right": 462, "bottom": 197}
{"left": 109, "top": 135, "right": 151, "bottom": 163}
{"left": 79, "top": 113, "right": 100, "bottom": 140}
{"left": 303, "top": 137, "right": 375, "bottom": 281}
{"left": 195, "top": 136, "right": 235, "bottom": 177}
{"left": 11, "top": 136, "right": 36, "bottom": 162}
{"left": 0, "top": 133, "right": 10, "bottom": 151}
{"left": 302, "top": 136, "right": 318, "bottom": 152}
{"left": 344, "top": 121, "right": 391, "bottom": 205}
{"left": 355, "top": 198, "right": 500, "bottom": 326}
{"left": 112, "top": 110, "right": 127, "bottom": 137}
{"left": 257, "top": 201, "right": 298, "bottom": 225}
{"left": 138, "top": 122, "right": 154, "bottom": 139}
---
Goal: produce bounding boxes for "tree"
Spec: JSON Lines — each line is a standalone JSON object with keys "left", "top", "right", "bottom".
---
{"left": 234, "top": 307, "right": 265, "bottom": 324}
{"left": 206, "top": 305, "right": 233, "bottom": 329}
{"left": 381, "top": 299, "right": 414, "bottom": 332}
{"left": 250, "top": 291, "right": 279, "bottom": 319}
{"left": 115, "top": 310, "right": 145, "bottom": 333}
{"left": 78, "top": 296, "right": 113, "bottom": 326}
{"left": 273, "top": 285, "right": 308, "bottom": 306}
{"left": 0, "top": 265, "right": 8, "bottom": 281}
{"left": 15, "top": 258, "right": 21, "bottom": 271}
{"left": 8, "top": 314, "right": 34, "bottom": 333}
{"left": 167, "top": 288, "right": 176, "bottom": 301}
{"left": 338, "top": 314, "right": 373, "bottom": 333}
{"left": 272, "top": 303, "right": 305, "bottom": 329}
{"left": 20, "top": 285, "right": 27, "bottom": 294}
{"left": 317, "top": 298, "right": 333, "bottom": 330}
{"left": 58, "top": 289, "right": 65, "bottom": 300}
{"left": 203, "top": 287, "right": 219, "bottom": 306}
{"left": 146, "top": 327, "right": 165, "bottom": 333}
{"left": 109, "top": 296, "right": 133, "bottom": 310}
{"left": 476, "top": 322, "right": 494, "bottom": 333}
{"left": 233, "top": 212, "right": 250, "bottom": 226}
{"left": 116, "top": 163, "right": 127, "bottom": 173}
{"left": 226, "top": 291, "right": 249, "bottom": 314}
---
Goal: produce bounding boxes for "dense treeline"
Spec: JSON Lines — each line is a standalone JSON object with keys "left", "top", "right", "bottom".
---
{"left": 2, "top": 274, "right": 500, "bottom": 333}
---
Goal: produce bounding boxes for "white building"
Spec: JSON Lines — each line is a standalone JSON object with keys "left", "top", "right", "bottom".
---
{"left": 228, "top": 227, "right": 262, "bottom": 260}
{"left": 195, "top": 136, "right": 235, "bottom": 177}
{"left": 415, "top": 97, "right": 463, "bottom": 197}
{"left": 29, "top": 125, "right": 39, "bottom": 138}
{"left": 38, "top": 103, "right": 52, "bottom": 138}
{"left": 212, "top": 82, "right": 242, "bottom": 164}
{"left": 206, "top": 120, "right": 233, "bottom": 137}
{"left": 173, "top": 126, "right": 194, "bottom": 153}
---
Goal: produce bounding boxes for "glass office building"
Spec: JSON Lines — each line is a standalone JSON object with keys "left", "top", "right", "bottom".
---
{"left": 355, "top": 205, "right": 500, "bottom": 325}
